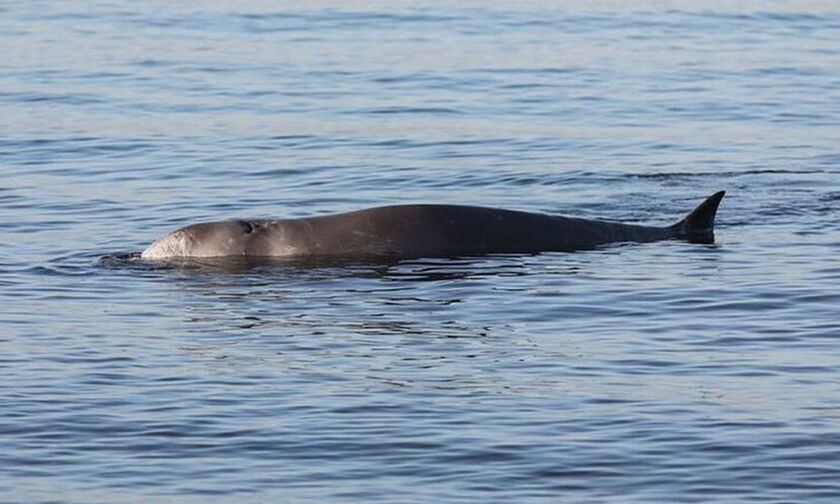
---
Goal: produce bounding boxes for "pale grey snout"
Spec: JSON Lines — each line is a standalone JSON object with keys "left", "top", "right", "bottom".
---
{"left": 141, "top": 220, "right": 256, "bottom": 259}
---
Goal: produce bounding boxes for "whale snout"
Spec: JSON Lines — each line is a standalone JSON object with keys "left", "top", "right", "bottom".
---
{"left": 141, "top": 220, "right": 259, "bottom": 259}
{"left": 140, "top": 228, "right": 193, "bottom": 260}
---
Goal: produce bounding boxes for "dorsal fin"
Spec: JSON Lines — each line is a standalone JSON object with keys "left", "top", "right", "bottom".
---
{"left": 673, "top": 191, "right": 726, "bottom": 244}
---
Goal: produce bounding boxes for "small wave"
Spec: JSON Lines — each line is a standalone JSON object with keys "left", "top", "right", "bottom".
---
{"left": 349, "top": 106, "right": 465, "bottom": 115}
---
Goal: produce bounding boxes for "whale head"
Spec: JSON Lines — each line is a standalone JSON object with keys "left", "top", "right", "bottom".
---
{"left": 141, "top": 220, "right": 257, "bottom": 259}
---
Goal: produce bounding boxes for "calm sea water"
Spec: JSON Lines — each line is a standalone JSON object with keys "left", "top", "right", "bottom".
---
{"left": 2, "top": 1, "right": 840, "bottom": 502}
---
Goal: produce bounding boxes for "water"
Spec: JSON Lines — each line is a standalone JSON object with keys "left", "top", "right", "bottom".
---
{"left": 2, "top": 1, "right": 840, "bottom": 502}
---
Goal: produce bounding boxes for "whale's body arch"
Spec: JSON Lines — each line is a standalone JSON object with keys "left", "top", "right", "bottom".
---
{"left": 141, "top": 192, "right": 725, "bottom": 260}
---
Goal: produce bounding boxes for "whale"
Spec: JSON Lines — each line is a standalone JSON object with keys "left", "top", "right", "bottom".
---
{"left": 140, "top": 191, "right": 725, "bottom": 260}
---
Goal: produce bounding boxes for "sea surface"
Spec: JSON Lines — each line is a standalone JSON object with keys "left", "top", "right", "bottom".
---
{"left": 2, "top": 1, "right": 840, "bottom": 502}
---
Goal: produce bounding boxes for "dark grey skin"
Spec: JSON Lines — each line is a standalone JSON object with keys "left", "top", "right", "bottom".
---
{"left": 141, "top": 191, "right": 725, "bottom": 260}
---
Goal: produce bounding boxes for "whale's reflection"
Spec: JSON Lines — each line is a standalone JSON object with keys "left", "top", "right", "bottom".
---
{"left": 100, "top": 251, "right": 579, "bottom": 282}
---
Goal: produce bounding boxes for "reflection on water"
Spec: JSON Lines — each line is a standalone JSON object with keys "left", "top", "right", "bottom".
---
{"left": 101, "top": 252, "right": 542, "bottom": 279}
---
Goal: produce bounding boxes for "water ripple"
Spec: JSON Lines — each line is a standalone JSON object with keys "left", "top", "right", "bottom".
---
{"left": 3, "top": 1, "right": 840, "bottom": 503}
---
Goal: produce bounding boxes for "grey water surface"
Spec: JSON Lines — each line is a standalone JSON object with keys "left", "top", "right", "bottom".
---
{"left": 2, "top": 1, "right": 840, "bottom": 502}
